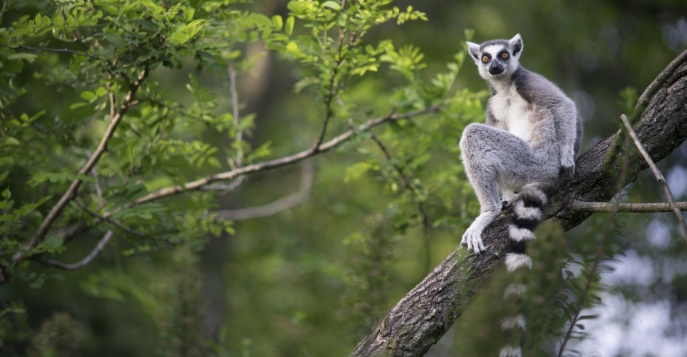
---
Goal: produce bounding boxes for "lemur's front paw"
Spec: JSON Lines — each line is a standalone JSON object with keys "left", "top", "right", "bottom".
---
{"left": 461, "top": 226, "right": 486, "bottom": 253}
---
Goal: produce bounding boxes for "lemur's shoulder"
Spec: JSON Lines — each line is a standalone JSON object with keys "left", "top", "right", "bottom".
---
{"left": 510, "top": 66, "right": 570, "bottom": 107}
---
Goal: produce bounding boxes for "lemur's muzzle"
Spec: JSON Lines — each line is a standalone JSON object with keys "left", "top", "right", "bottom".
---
{"left": 489, "top": 63, "right": 504, "bottom": 75}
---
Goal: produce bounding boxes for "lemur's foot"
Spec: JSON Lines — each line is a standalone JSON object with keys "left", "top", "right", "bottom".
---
{"left": 461, "top": 225, "right": 486, "bottom": 253}
{"left": 461, "top": 211, "right": 499, "bottom": 253}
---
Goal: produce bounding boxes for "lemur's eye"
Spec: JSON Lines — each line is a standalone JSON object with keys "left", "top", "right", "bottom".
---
{"left": 501, "top": 52, "right": 509, "bottom": 59}
{"left": 481, "top": 55, "right": 489, "bottom": 63}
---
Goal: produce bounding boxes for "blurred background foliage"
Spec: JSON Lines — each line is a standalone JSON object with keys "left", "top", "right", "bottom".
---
{"left": 1, "top": 0, "right": 686, "bottom": 356}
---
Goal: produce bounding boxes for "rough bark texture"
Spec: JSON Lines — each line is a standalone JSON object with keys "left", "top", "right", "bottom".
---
{"left": 352, "top": 52, "right": 687, "bottom": 357}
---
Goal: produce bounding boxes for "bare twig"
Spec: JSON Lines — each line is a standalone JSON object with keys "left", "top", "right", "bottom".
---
{"left": 38, "top": 230, "right": 114, "bottom": 270}
{"left": 572, "top": 201, "right": 687, "bottom": 213}
{"left": 214, "top": 159, "right": 314, "bottom": 220}
{"left": 131, "top": 106, "right": 440, "bottom": 207}
{"left": 14, "top": 67, "right": 149, "bottom": 263}
{"left": 619, "top": 113, "right": 687, "bottom": 241}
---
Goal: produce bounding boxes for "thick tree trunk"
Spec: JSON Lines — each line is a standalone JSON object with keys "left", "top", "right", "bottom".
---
{"left": 352, "top": 51, "right": 687, "bottom": 357}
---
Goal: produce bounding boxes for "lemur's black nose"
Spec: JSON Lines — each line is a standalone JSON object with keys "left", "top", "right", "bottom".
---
{"left": 489, "top": 64, "right": 504, "bottom": 75}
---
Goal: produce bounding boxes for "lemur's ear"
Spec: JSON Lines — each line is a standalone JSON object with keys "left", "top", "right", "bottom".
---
{"left": 509, "top": 34, "right": 523, "bottom": 58}
{"left": 466, "top": 41, "right": 481, "bottom": 62}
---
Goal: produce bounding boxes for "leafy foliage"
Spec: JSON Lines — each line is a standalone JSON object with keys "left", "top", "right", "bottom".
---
{"left": 0, "top": 0, "right": 476, "bottom": 354}
{"left": 0, "top": 0, "right": 685, "bottom": 355}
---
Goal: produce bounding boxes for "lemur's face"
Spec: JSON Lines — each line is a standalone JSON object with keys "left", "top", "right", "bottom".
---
{"left": 466, "top": 34, "right": 523, "bottom": 80}
{"left": 476, "top": 45, "right": 514, "bottom": 76}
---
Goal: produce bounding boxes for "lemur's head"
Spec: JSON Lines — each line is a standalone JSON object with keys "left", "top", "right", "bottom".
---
{"left": 466, "top": 34, "right": 523, "bottom": 80}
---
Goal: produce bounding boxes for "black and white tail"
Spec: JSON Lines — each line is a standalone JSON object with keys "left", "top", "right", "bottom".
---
{"left": 500, "top": 185, "right": 548, "bottom": 357}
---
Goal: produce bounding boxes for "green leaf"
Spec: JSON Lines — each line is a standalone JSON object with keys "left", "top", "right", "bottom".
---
{"left": 3, "top": 137, "right": 20, "bottom": 146}
{"left": 285, "top": 41, "right": 301, "bottom": 56}
{"left": 7, "top": 53, "right": 38, "bottom": 63}
{"left": 272, "top": 15, "right": 283, "bottom": 30}
{"left": 344, "top": 162, "right": 373, "bottom": 183}
{"left": 80, "top": 90, "right": 96, "bottom": 101}
{"left": 104, "top": 33, "right": 127, "bottom": 48}
{"left": 285, "top": 16, "right": 295, "bottom": 35}
{"left": 251, "top": 14, "right": 273, "bottom": 28}
{"left": 70, "top": 102, "right": 89, "bottom": 110}
{"left": 44, "top": 235, "right": 64, "bottom": 249}
{"left": 167, "top": 19, "right": 207, "bottom": 45}
{"left": 322, "top": 1, "right": 341, "bottom": 11}
{"left": 287, "top": 1, "right": 310, "bottom": 15}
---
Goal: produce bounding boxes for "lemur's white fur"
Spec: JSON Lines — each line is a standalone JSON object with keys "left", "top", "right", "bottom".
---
{"left": 460, "top": 34, "right": 583, "bottom": 356}
{"left": 499, "top": 346, "right": 522, "bottom": 357}
{"left": 504, "top": 253, "right": 532, "bottom": 272}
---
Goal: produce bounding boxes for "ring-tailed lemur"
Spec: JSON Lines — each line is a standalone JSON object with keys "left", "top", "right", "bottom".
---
{"left": 460, "top": 34, "right": 582, "bottom": 356}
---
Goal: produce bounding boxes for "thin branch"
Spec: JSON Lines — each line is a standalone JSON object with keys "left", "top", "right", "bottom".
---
{"left": 224, "top": 61, "right": 246, "bottom": 190}
{"left": 14, "top": 67, "right": 149, "bottom": 263}
{"left": 572, "top": 201, "right": 687, "bottom": 213}
{"left": 1, "top": 44, "right": 90, "bottom": 57}
{"left": 72, "top": 201, "right": 145, "bottom": 238}
{"left": 200, "top": 180, "right": 245, "bottom": 192}
{"left": 130, "top": 106, "right": 440, "bottom": 207}
{"left": 214, "top": 159, "right": 314, "bottom": 220}
{"left": 312, "top": 0, "right": 349, "bottom": 151}
{"left": 229, "top": 62, "right": 243, "bottom": 166}
{"left": 619, "top": 113, "right": 687, "bottom": 241}
{"left": 37, "top": 230, "right": 114, "bottom": 270}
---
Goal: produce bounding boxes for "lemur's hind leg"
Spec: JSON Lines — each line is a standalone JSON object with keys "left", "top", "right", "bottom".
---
{"left": 459, "top": 123, "right": 557, "bottom": 253}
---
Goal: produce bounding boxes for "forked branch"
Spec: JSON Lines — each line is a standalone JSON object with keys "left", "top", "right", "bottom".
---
{"left": 14, "top": 67, "right": 149, "bottom": 264}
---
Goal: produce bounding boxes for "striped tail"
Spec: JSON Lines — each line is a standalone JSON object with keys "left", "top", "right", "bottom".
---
{"left": 500, "top": 185, "right": 548, "bottom": 357}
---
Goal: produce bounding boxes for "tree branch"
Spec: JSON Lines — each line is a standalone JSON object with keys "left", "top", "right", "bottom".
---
{"left": 72, "top": 200, "right": 145, "bottom": 238}
{"left": 572, "top": 201, "right": 687, "bottom": 213}
{"left": 37, "top": 230, "right": 114, "bottom": 270}
{"left": 130, "top": 106, "right": 440, "bottom": 207}
{"left": 351, "top": 49, "right": 687, "bottom": 357}
{"left": 619, "top": 113, "right": 687, "bottom": 241}
{"left": 213, "top": 159, "right": 314, "bottom": 220}
{"left": 602, "top": 48, "right": 687, "bottom": 171}
{"left": 14, "top": 67, "right": 149, "bottom": 264}
{"left": 633, "top": 49, "right": 687, "bottom": 116}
